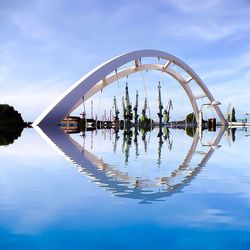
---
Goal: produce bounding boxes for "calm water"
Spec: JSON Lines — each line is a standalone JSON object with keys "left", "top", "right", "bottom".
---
{"left": 1, "top": 126, "right": 250, "bottom": 249}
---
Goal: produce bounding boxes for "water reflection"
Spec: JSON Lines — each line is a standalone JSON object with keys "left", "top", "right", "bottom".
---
{"left": 0, "top": 125, "right": 24, "bottom": 146}
{"left": 35, "top": 125, "right": 227, "bottom": 203}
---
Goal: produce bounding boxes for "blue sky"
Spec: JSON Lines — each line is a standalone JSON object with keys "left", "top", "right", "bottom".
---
{"left": 1, "top": 0, "right": 250, "bottom": 121}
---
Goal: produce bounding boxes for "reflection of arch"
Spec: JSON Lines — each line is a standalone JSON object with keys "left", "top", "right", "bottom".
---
{"left": 35, "top": 126, "right": 225, "bottom": 203}
{"left": 33, "top": 50, "right": 226, "bottom": 126}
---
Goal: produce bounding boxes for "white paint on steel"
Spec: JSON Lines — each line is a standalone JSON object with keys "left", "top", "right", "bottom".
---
{"left": 33, "top": 49, "right": 226, "bottom": 126}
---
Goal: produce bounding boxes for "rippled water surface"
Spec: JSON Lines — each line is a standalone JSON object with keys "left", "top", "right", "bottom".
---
{"left": 0, "top": 126, "right": 250, "bottom": 249}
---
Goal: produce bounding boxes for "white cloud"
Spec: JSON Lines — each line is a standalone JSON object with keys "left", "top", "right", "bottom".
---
{"left": 0, "top": 81, "right": 66, "bottom": 122}
{"left": 157, "top": 0, "right": 250, "bottom": 42}
{"left": 165, "top": 0, "right": 221, "bottom": 12}
{"left": 1, "top": 0, "right": 250, "bottom": 121}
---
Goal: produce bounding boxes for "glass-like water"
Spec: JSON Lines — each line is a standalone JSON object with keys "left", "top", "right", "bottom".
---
{"left": 0, "top": 126, "right": 250, "bottom": 249}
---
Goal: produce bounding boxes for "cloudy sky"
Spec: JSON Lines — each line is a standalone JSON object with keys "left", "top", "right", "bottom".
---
{"left": 1, "top": 0, "right": 250, "bottom": 121}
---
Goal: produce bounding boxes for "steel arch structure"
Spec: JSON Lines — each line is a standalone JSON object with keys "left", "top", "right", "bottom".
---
{"left": 33, "top": 49, "right": 226, "bottom": 126}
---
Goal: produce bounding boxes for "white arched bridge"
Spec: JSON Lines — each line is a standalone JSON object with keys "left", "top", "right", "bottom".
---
{"left": 33, "top": 49, "right": 226, "bottom": 126}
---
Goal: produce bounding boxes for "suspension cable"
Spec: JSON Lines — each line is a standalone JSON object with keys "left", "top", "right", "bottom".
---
{"left": 97, "top": 88, "right": 103, "bottom": 121}
{"left": 115, "top": 68, "right": 123, "bottom": 114}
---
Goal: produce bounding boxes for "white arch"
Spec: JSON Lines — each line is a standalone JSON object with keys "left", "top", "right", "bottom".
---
{"left": 33, "top": 49, "right": 226, "bottom": 126}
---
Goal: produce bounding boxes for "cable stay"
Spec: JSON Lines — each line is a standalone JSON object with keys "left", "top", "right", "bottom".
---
{"left": 115, "top": 69, "right": 123, "bottom": 116}
{"left": 140, "top": 70, "right": 152, "bottom": 121}
{"left": 97, "top": 88, "right": 103, "bottom": 122}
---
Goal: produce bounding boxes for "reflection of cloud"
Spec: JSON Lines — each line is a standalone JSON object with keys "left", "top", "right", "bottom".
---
{"left": 0, "top": 129, "right": 60, "bottom": 164}
{"left": 1, "top": 127, "right": 250, "bottom": 235}
{"left": 190, "top": 208, "right": 233, "bottom": 225}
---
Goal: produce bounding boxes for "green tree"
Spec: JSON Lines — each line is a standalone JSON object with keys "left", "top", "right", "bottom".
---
{"left": 231, "top": 107, "right": 236, "bottom": 122}
{"left": 0, "top": 104, "right": 26, "bottom": 146}
{"left": 185, "top": 112, "right": 196, "bottom": 124}
{"left": 0, "top": 104, "right": 24, "bottom": 126}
